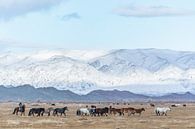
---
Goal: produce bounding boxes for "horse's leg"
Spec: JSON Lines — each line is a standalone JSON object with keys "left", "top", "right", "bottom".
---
{"left": 158, "top": 112, "right": 160, "bottom": 116}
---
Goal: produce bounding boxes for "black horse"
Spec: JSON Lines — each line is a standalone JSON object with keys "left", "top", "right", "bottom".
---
{"left": 53, "top": 107, "right": 68, "bottom": 116}
{"left": 28, "top": 108, "right": 45, "bottom": 116}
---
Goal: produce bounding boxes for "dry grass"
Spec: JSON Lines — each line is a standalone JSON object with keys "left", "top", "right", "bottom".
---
{"left": 0, "top": 102, "right": 195, "bottom": 129}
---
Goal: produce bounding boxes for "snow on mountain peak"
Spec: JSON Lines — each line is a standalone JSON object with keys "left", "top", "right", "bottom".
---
{"left": 0, "top": 49, "right": 195, "bottom": 94}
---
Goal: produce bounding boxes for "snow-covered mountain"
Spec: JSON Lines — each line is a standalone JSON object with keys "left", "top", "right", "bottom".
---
{"left": 1, "top": 49, "right": 195, "bottom": 95}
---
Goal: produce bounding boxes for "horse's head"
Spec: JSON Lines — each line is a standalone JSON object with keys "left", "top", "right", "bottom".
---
{"left": 64, "top": 107, "right": 68, "bottom": 111}
{"left": 142, "top": 108, "right": 145, "bottom": 111}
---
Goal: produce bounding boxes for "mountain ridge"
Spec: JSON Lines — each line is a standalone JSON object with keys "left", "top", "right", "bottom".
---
{"left": 0, "top": 85, "right": 195, "bottom": 102}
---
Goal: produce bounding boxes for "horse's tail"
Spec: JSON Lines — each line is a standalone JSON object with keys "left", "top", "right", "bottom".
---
{"left": 28, "top": 109, "right": 32, "bottom": 116}
{"left": 13, "top": 108, "right": 17, "bottom": 114}
{"left": 76, "top": 110, "right": 80, "bottom": 116}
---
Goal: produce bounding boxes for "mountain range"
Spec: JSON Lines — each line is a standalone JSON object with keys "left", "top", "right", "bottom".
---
{"left": 0, "top": 85, "right": 195, "bottom": 102}
{"left": 1, "top": 49, "right": 195, "bottom": 95}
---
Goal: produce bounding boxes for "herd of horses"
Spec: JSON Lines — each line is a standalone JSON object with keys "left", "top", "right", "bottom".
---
{"left": 12, "top": 103, "right": 181, "bottom": 117}
{"left": 13, "top": 105, "right": 68, "bottom": 117}
{"left": 76, "top": 106, "right": 146, "bottom": 116}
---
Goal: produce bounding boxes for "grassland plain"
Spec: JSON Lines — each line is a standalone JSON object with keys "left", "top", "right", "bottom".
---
{"left": 0, "top": 102, "right": 195, "bottom": 129}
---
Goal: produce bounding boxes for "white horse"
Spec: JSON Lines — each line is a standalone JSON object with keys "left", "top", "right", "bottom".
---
{"left": 76, "top": 108, "right": 90, "bottom": 116}
{"left": 155, "top": 107, "right": 171, "bottom": 116}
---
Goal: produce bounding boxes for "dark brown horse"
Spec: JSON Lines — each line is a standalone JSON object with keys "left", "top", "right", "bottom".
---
{"left": 150, "top": 103, "right": 155, "bottom": 107}
{"left": 110, "top": 108, "right": 124, "bottom": 116}
{"left": 13, "top": 105, "right": 25, "bottom": 116}
{"left": 92, "top": 107, "right": 109, "bottom": 116}
{"left": 128, "top": 108, "right": 145, "bottom": 116}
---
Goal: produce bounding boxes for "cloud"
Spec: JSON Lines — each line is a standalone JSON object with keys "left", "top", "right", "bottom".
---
{"left": 61, "top": 12, "right": 81, "bottom": 21}
{"left": 115, "top": 5, "right": 195, "bottom": 17}
{"left": 0, "top": 0, "right": 63, "bottom": 20}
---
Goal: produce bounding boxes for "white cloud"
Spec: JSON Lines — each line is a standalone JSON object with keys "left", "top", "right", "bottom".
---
{"left": 0, "top": 0, "right": 63, "bottom": 20}
{"left": 115, "top": 5, "right": 195, "bottom": 17}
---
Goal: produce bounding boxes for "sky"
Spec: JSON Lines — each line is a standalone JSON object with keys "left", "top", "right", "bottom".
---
{"left": 0, "top": 0, "right": 195, "bottom": 52}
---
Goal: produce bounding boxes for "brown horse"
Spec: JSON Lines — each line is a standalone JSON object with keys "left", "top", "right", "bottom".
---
{"left": 110, "top": 108, "right": 124, "bottom": 116}
{"left": 128, "top": 108, "right": 145, "bottom": 116}
{"left": 122, "top": 107, "right": 135, "bottom": 113}
{"left": 13, "top": 105, "right": 25, "bottom": 116}
{"left": 121, "top": 107, "right": 135, "bottom": 115}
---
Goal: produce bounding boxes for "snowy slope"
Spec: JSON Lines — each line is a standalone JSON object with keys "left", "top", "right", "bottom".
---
{"left": 0, "top": 49, "right": 195, "bottom": 94}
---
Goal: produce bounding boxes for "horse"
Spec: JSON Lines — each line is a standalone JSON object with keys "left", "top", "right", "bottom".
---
{"left": 155, "top": 107, "right": 171, "bottom": 116}
{"left": 13, "top": 104, "right": 25, "bottom": 116}
{"left": 110, "top": 108, "right": 123, "bottom": 116}
{"left": 77, "top": 108, "right": 90, "bottom": 116}
{"left": 89, "top": 105, "right": 96, "bottom": 116}
{"left": 28, "top": 108, "right": 45, "bottom": 116}
{"left": 128, "top": 108, "right": 145, "bottom": 116}
{"left": 53, "top": 107, "right": 68, "bottom": 116}
{"left": 92, "top": 107, "right": 109, "bottom": 116}
{"left": 122, "top": 107, "right": 135, "bottom": 114}
{"left": 91, "top": 105, "right": 96, "bottom": 108}
{"left": 171, "top": 104, "right": 177, "bottom": 107}
{"left": 134, "top": 108, "right": 145, "bottom": 115}
{"left": 150, "top": 103, "right": 155, "bottom": 107}
{"left": 51, "top": 104, "right": 56, "bottom": 106}
{"left": 45, "top": 107, "right": 54, "bottom": 116}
